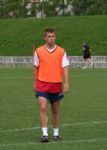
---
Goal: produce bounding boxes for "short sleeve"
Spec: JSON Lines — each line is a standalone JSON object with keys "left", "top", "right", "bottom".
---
{"left": 62, "top": 52, "right": 70, "bottom": 68}
{"left": 34, "top": 51, "right": 39, "bottom": 67}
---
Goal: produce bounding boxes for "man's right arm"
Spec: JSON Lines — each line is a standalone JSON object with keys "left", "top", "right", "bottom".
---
{"left": 33, "top": 51, "right": 39, "bottom": 90}
{"left": 33, "top": 66, "right": 38, "bottom": 81}
{"left": 33, "top": 66, "right": 38, "bottom": 90}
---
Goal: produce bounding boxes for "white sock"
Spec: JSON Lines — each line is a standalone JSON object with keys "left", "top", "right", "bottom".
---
{"left": 53, "top": 128, "right": 59, "bottom": 136}
{"left": 42, "top": 127, "right": 48, "bottom": 136}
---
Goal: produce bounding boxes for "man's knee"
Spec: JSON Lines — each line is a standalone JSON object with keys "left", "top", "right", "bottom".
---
{"left": 40, "top": 106, "right": 47, "bottom": 113}
{"left": 52, "top": 108, "right": 59, "bottom": 114}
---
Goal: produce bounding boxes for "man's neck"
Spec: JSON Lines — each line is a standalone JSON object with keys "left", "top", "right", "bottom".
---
{"left": 45, "top": 44, "right": 57, "bottom": 52}
{"left": 45, "top": 43, "right": 55, "bottom": 49}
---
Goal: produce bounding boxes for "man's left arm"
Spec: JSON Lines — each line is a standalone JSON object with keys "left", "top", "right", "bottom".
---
{"left": 63, "top": 66, "right": 69, "bottom": 93}
{"left": 62, "top": 51, "right": 70, "bottom": 93}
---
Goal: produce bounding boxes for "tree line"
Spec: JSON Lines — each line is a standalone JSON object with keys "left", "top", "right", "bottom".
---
{"left": 0, "top": 0, "right": 107, "bottom": 18}
{"left": 73, "top": 0, "right": 107, "bottom": 15}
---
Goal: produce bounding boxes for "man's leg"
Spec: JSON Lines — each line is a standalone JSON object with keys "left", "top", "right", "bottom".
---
{"left": 51, "top": 101, "right": 62, "bottom": 140}
{"left": 88, "top": 58, "right": 94, "bottom": 68}
{"left": 83, "top": 59, "right": 87, "bottom": 68}
{"left": 38, "top": 96, "right": 49, "bottom": 142}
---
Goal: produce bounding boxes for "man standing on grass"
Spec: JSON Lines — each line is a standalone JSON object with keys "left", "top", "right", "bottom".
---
{"left": 33, "top": 28, "right": 69, "bottom": 143}
{"left": 82, "top": 43, "right": 93, "bottom": 69}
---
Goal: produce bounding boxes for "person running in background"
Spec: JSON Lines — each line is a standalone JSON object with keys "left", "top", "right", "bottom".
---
{"left": 33, "top": 28, "right": 70, "bottom": 143}
{"left": 82, "top": 43, "right": 93, "bottom": 69}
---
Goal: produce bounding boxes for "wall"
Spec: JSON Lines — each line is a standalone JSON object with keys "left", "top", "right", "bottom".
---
{"left": 0, "top": 56, "right": 107, "bottom": 68}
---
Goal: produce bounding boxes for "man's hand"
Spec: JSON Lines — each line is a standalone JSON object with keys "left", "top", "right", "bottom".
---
{"left": 64, "top": 82, "right": 69, "bottom": 93}
{"left": 33, "top": 82, "right": 36, "bottom": 91}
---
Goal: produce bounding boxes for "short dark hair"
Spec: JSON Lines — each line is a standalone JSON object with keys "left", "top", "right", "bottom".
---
{"left": 44, "top": 28, "right": 55, "bottom": 35}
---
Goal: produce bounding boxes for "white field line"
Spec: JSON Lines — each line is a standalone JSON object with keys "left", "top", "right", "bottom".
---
{"left": 0, "top": 138, "right": 107, "bottom": 147}
{"left": 0, "top": 120, "right": 107, "bottom": 133}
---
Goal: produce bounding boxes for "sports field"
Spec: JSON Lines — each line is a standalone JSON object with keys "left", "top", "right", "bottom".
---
{"left": 0, "top": 68, "right": 107, "bottom": 150}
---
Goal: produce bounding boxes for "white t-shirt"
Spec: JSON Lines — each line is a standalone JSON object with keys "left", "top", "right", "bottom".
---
{"left": 34, "top": 45, "right": 70, "bottom": 68}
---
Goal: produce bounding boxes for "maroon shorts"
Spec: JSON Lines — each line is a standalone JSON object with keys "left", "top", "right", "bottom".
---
{"left": 35, "top": 79, "right": 62, "bottom": 93}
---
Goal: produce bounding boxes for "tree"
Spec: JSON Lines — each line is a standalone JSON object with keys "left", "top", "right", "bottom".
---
{"left": 72, "top": 0, "right": 107, "bottom": 15}
{"left": 0, "top": 0, "right": 28, "bottom": 18}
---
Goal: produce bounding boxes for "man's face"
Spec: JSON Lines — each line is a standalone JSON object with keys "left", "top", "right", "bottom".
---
{"left": 44, "top": 32, "right": 56, "bottom": 46}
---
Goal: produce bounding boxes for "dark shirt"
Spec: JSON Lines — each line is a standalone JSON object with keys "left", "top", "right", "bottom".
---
{"left": 83, "top": 44, "right": 91, "bottom": 58}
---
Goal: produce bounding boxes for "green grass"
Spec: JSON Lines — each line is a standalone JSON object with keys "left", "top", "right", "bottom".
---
{"left": 0, "top": 16, "right": 107, "bottom": 56}
{"left": 0, "top": 68, "right": 107, "bottom": 150}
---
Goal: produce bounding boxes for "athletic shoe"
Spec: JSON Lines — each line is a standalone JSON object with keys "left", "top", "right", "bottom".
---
{"left": 41, "top": 136, "right": 49, "bottom": 143}
{"left": 53, "top": 135, "right": 62, "bottom": 141}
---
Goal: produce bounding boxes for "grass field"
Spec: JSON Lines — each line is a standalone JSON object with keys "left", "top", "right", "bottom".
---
{"left": 0, "top": 16, "right": 107, "bottom": 56}
{"left": 0, "top": 68, "right": 107, "bottom": 150}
